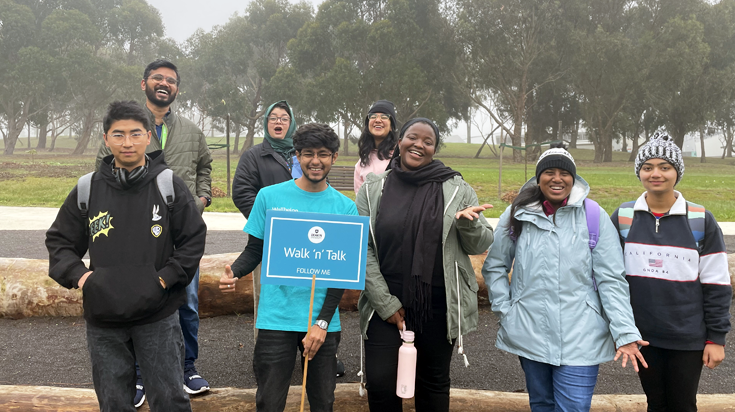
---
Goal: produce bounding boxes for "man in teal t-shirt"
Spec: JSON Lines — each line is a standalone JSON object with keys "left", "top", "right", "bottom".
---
{"left": 220, "top": 123, "right": 356, "bottom": 412}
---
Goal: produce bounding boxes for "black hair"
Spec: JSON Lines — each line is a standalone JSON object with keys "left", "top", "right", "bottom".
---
{"left": 103, "top": 100, "right": 151, "bottom": 133}
{"left": 143, "top": 59, "right": 180, "bottom": 85}
{"left": 507, "top": 186, "right": 545, "bottom": 239}
{"left": 293, "top": 123, "right": 340, "bottom": 153}
{"left": 269, "top": 101, "right": 290, "bottom": 115}
{"left": 357, "top": 127, "right": 397, "bottom": 167}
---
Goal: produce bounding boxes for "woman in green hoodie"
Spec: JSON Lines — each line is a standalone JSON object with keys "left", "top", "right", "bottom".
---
{"left": 233, "top": 100, "right": 301, "bottom": 218}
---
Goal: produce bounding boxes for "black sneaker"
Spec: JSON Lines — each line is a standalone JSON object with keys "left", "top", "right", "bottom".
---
{"left": 184, "top": 366, "right": 210, "bottom": 395}
{"left": 336, "top": 357, "right": 345, "bottom": 378}
{"left": 134, "top": 377, "right": 145, "bottom": 408}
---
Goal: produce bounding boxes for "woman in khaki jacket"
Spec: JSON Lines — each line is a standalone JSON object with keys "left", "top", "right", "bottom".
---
{"left": 355, "top": 118, "right": 494, "bottom": 412}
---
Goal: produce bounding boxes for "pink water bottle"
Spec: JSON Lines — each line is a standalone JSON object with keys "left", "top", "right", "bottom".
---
{"left": 396, "top": 327, "right": 417, "bottom": 398}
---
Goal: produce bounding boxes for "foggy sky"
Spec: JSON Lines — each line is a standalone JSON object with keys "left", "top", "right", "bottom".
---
{"left": 147, "top": 0, "right": 322, "bottom": 43}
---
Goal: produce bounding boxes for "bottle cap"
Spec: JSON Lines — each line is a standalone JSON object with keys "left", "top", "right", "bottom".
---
{"left": 401, "top": 329, "right": 415, "bottom": 343}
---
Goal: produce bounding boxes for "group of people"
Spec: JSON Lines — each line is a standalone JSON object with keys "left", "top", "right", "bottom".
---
{"left": 44, "top": 57, "right": 730, "bottom": 412}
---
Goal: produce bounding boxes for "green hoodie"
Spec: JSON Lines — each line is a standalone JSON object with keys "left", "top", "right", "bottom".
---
{"left": 263, "top": 100, "right": 297, "bottom": 157}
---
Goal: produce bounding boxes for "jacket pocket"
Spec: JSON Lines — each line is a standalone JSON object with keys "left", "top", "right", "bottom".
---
{"left": 456, "top": 263, "right": 479, "bottom": 319}
{"left": 83, "top": 265, "right": 167, "bottom": 323}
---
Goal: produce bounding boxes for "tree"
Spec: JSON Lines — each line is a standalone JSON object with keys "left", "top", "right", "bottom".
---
{"left": 571, "top": 0, "right": 642, "bottom": 163}
{"left": 454, "top": 0, "right": 566, "bottom": 161}
{"left": 278, "top": 0, "right": 467, "bottom": 147}
{"left": 185, "top": 0, "right": 312, "bottom": 154}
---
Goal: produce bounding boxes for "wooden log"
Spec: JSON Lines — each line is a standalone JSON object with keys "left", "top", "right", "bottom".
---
{"left": 2, "top": 254, "right": 733, "bottom": 319}
{"left": 1, "top": 384, "right": 734, "bottom": 411}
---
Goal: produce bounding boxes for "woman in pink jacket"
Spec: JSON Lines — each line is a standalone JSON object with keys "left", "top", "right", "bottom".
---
{"left": 354, "top": 100, "right": 398, "bottom": 193}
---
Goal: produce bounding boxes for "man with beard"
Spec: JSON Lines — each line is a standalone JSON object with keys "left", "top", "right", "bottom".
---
{"left": 220, "top": 123, "right": 354, "bottom": 412}
{"left": 95, "top": 59, "right": 212, "bottom": 407}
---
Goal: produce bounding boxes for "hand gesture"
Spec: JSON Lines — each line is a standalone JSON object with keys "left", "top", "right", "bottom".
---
{"left": 614, "top": 340, "right": 649, "bottom": 372}
{"left": 219, "top": 265, "right": 237, "bottom": 293}
{"left": 455, "top": 204, "right": 493, "bottom": 221}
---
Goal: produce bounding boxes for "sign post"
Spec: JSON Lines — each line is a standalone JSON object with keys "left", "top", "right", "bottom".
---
{"left": 261, "top": 210, "right": 369, "bottom": 411}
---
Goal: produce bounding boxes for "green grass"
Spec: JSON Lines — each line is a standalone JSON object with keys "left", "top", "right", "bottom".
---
{"left": 2, "top": 138, "right": 735, "bottom": 220}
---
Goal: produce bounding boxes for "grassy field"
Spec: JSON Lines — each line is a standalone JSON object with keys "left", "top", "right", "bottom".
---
{"left": 2, "top": 136, "right": 735, "bottom": 220}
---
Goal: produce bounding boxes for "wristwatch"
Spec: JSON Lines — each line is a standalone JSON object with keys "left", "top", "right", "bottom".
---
{"left": 315, "top": 320, "right": 329, "bottom": 330}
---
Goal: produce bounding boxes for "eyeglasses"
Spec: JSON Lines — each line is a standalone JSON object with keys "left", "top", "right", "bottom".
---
{"left": 369, "top": 114, "right": 390, "bottom": 121}
{"left": 268, "top": 116, "right": 291, "bottom": 123}
{"left": 107, "top": 132, "right": 148, "bottom": 145}
{"left": 148, "top": 74, "right": 178, "bottom": 86}
{"left": 299, "top": 151, "right": 333, "bottom": 160}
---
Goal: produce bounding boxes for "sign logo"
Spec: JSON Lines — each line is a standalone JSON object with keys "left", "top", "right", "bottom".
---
{"left": 89, "top": 211, "right": 114, "bottom": 241}
{"left": 152, "top": 205, "right": 162, "bottom": 222}
{"left": 308, "top": 226, "right": 325, "bottom": 244}
{"left": 151, "top": 224, "right": 163, "bottom": 238}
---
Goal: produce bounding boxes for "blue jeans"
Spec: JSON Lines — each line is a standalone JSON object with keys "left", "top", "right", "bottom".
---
{"left": 180, "top": 268, "right": 200, "bottom": 368}
{"left": 253, "top": 329, "right": 340, "bottom": 412}
{"left": 86, "top": 312, "right": 191, "bottom": 412}
{"left": 519, "top": 357, "right": 599, "bottom": 412}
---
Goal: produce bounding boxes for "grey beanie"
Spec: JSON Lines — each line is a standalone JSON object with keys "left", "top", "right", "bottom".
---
{"left": 634, "top": 131, "right": 685, "bottom": 184}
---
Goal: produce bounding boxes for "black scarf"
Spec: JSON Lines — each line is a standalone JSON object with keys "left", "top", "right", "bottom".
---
{"left": 381, "top": 156, "right": 460, "bottom": 331}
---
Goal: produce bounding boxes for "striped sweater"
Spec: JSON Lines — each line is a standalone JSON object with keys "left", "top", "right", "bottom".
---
{"left": 611, "top": 191, "right": 731, "bottom": 350}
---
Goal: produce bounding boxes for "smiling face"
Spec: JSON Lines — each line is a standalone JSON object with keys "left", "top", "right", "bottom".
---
{"left": 639, "top": 158, "right": 678, "bottom": 194}
{"left": 538, "top": 168, "right": 574, "bottom": 206}
{"left": 368, "top": 113, "right": 391, "bottom": 141}
{"left": 267, "top": 107, "right": 291, "bottom": 140}
{"left": 104, "top": 119, "right": 151, "bottom": 171}
{"left": 297, "top": 147, "right": 337, "bottom": 186}
{"left": 398, "top": 122, "right": 436, "bottom": 171}
{"left": 142, "top": 67, "right": 179, "bottom": 108}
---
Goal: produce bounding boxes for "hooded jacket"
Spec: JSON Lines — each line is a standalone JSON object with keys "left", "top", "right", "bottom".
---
{"left": 356, "top": 170, "right": 494, "bottom": 346}
{"left": 95, "top": 106, "right": 212, "bottom": 214}
{"left": 482, "top": 177, "right": 641, "bottom": 366}
{"left": 46, "top": 151, "right": 207, "bottom": 328}
{"left": 233, "top": 101, "right": 299, "bottom": 218}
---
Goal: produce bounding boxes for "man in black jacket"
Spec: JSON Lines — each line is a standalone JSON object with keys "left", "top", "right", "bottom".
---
{"left": 46, "top": 101, "right": 206, "bottom": 412}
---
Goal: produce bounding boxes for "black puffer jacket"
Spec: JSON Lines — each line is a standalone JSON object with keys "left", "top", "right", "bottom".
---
{"left": 232, "top": 139, "right": 294, "bottom": 218}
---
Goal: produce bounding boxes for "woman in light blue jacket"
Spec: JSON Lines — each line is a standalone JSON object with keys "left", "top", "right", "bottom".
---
{"left": 482, "top": 144, "right": 647, "bottom": 412}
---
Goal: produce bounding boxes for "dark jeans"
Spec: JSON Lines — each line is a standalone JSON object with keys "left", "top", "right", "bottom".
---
{"left": 136, "top": 268, "right": 200, "bottom": 381}
{"left": 638, "top": 346, "right": 704, "bottom": 412}
{"left": 86, "top": 312, "right": 190, "bottom": 412}
{"left": 253, "top": 329, "right": 341, "bottom": 412}
{"left": 364, "top": 313, "right": 456, "bottom": 412}
{"left": 180, "top": 268, "right": 200, "bottom": 368}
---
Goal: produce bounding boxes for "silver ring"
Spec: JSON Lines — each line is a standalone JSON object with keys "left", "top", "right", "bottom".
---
{"left": 228, "top": 284, "right": 231, "bottom": 288}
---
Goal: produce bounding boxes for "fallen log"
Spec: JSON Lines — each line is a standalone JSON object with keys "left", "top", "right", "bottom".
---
{"left": 1, "top": 384, "right": 734, "bottom": 411}
{"left": 2, "top": 254, "right": 733, "bottom": 319}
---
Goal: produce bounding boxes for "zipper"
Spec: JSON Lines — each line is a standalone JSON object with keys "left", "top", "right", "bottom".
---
{"left": 655, "top": 217, "right": 660, "bottom": 233}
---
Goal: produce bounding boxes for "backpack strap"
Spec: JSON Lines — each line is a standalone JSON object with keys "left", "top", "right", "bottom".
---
{"left": 77, "top": 172, "right": 95, "bottom": 220}
{"left": 584, "top": 198, "right": 600, "bottom": 250}
{"left": 686, "top": 201, "right": 706, "bottom": 250}
{"left": 156, "top": 169, "right": 175, "bottom": 212}
{"left": 616, "top": 201, "right": 637, "bottom": 241}
{"left": 584, "top": 198, "right": 601, "bottom": 290}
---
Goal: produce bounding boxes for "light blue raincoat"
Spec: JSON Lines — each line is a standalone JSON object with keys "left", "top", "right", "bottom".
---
{"left": 482, "top": 176, "right": 641, "bottom": 366}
